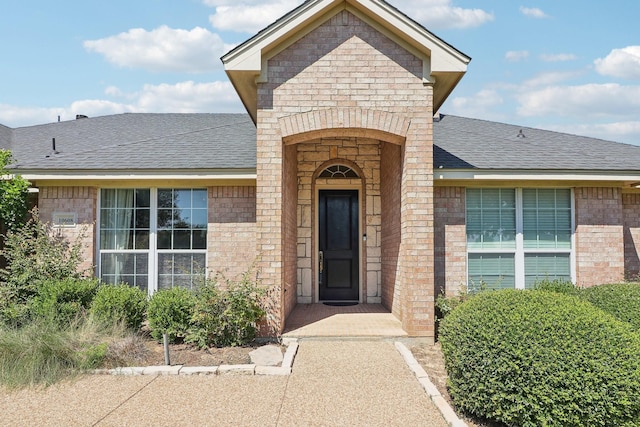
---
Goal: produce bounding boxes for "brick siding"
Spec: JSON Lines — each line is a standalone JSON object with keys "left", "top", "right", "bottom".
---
{"left": 434, "top": 186, "right": 467, "bottom": 297}
{"left": 380, "top": 142, "right": 402, "bottom": 316}
{"left": 207, "top": 186, "right": 257, "bottom": 279}
{"left": 575, "top": 187, "right": 624, "bottom": 286}
{"left": 256, "top": 10, "right": 434, "bottom": 336}
{"left": 37, "top": 186, "right": 97, "bottom": 274}
{"left": 623, "top": 193, "right": 640, "bottom": 280}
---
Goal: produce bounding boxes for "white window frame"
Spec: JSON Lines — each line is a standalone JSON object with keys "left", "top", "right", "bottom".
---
{"left": 466, "top": 188, "right": 575, "bottom": 290}
{"left": 97, "top": 187, "right": 208, "bottom": 296}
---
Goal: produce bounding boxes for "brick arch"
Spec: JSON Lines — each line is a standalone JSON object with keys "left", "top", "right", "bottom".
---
{"left": 279, "top": 108, "right": 410, "bottom": 145}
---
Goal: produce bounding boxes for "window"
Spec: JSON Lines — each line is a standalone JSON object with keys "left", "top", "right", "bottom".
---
{"left": 318, "top": 164, "right": 359, "bottom": 178}
{"left": 466, "top": 188, "right": 573, "bottom": 291}
{"left": 99, "top": 188, "right": 207, "bottom": 294}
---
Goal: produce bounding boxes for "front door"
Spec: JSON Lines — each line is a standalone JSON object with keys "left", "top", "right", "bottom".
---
{"left": 318, "top": 190, "right": 359, "bottom": 301}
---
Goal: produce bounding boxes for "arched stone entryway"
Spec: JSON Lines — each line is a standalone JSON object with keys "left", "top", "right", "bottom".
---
{"left": 275, "top": 107, "right": 424, "bottom": 331}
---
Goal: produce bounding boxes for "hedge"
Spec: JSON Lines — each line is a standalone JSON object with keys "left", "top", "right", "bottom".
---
{"left": 439, "top": 289, "right": 640, "bottom": 427}
{"left": 581, "top": 282, "right": 640, "bottom": 331}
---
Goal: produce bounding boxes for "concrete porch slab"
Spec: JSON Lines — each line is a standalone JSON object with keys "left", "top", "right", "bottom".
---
{"left": 283, "top": 303, "right": 408, "bottom": 338}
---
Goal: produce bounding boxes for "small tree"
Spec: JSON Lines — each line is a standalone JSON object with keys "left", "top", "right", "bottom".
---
{"left": 0, "top": 149, "right": 29, "bottom": 233}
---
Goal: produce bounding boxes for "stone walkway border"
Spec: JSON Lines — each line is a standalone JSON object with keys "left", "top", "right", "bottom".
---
{"left": 394, "top": 342, "right": 468, "bottom": 427}
{"left": 91, "top": 337, "right": 465, "bottom": 426}
{"left": 92, "top": 339, "right": 300, "bottom": 377}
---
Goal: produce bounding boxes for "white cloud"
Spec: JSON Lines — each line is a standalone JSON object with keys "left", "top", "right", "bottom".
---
{"left": 505, "top": 50, "right": 529, "bottom": 62}
{"left": 517, "top": 83, "right": 640, "bottom": 119}
{"left": 594, "top": 46, "right": 640, "bottom": 80}
{"left": 0, "top": 81, "right": 244, "bottom": 127}
{"left": 547, "top": 121, "right": 640, "bottom": 144}
{"left": 539, "top": 53, "right": 577, "bottom": 62}
{"left": 522, "top": 71, "right": 583, "bottom": 87}
{"left": 205, "top": 0, "right": 493, "bottom": 33}
{"left": 208, "top": 0, "right": 301, "bottom": 33}
{"left": 519, "top": 6, "right": 549, "bottom": 19}
{"left": 135, "top": 81, "right": 242, "bottom": 112}
{"left": 447, "top": 89, "right": 505, "bottom": 119}
{"left": 395, "top": 0, "right": 494, "bottom": 30}
{"left": 84, "top": 26, "right": 231, "bottom": 73}
{"left": 0, "top": 105, "right": 66, "bottom": 128}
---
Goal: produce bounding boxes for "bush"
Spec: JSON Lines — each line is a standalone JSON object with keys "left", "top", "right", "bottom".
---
{"left": 147, "top": 287, "right": 196, "bottom": 343}
{"left": 0, "top": 211, "right": 89, "bottom": 294}
{"left": 581, "top": 283, "right": 640, "bottom": 331}
{"left": 186, "top": 271, "right": 265, "bottom": 348}
{"left": 90, "top": 284, "right": 147, "bottom": 331}
{"left": 30, "top": 278, "right": 99, "bottom": 325}
{"left": 533, "top": 277, "right": 580, "bottom": 296}
{"left": 439, "top": 290, "right": 640, "bottom": 427}
{"left": 0, "top": 211, "right": 89, "bottom": 323}
{"left": 0, "top": 149, "right": 29, "bottom": 233}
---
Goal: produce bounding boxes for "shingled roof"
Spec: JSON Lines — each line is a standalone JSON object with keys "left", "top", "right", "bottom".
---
{"left": 434, "top": 114, "right": 640, "bottom": 171}
{"left": 2, "top": 112, "right": 640, "bottom": 174}
{"left": 4, "top": 113, "right": 256, "bottom": 171}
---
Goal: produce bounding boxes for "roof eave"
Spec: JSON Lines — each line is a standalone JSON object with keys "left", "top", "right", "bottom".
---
{"left": 18, "top": 168, "right": 257, "bottom": 182}
{"left": 435, "top": 168, "right": 640, "bottom": 186}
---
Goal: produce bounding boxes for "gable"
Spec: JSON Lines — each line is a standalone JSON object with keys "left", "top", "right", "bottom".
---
{"left": 222, "top": 0, "right": 470, "bottom": 122}
{"left": 266, "top": 10, "right": 423, "bottom": 109}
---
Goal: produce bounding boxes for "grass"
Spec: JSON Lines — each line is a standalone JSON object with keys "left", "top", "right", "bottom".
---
{"left": 0, "top": 315, "right": 143, "bottom": 389}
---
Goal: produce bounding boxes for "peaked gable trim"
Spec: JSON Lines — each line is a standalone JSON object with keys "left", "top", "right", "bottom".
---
{"left": 222, "top": 0, "right": 470, "bottom": 122}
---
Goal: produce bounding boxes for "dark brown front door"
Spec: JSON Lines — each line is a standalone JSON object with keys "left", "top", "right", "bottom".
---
{"left": 318, "top": 190, "right": 359, "bottom": 301}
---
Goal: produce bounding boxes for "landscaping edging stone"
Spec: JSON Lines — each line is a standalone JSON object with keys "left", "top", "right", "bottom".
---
{"left": 394, "top": 341, "right": 467, "bottom": 427}
{"left": 92, "top": 339, "right": 299, "bottom": 377}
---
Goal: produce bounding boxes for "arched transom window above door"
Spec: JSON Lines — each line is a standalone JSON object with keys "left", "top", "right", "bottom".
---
{"left": 318, "top": 164, "right": 359, "bottom": 178}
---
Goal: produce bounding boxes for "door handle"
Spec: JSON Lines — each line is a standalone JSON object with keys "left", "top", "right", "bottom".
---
{"left": 319, "top": 251, "right": 324, "bottom": 273}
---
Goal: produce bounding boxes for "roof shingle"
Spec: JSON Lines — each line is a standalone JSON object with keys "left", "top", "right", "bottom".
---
{"left": 8, "top": 113, "right": 256, "bottom": 171}
{"left": 433, "top": 114, "right": 640, "bottom": 171}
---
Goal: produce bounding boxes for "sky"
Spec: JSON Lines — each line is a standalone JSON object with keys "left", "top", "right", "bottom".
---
{"left": 1, "top": 0, "right": 639, "bottom": 145}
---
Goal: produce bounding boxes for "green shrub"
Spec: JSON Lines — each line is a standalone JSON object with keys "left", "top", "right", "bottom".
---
{"left": 0, "top": 212, "right": 89, "bottom": 305}
{"left": 90, "top": 284, "right": 147, "bottom": 331}
{"left": 0, "top": 149, "right": 29, "bottom": 233}
{"left": 147, "top": 287, "right": 196, "bottom": 343}
{"left": 30, "top": 278, "right": 99, "bottom": 325}
{"left": 186, "top": 271, "right": 265, "bottom": 348}
{"left": 581, "top": 283, "right": 640, "bottom": 331}
{"left": 0, "top": 211, "right": 90, "bottom": 327}
{"left": 533, "top": 277, "right": 580, "bottom": 296}
{"left": 439, "top": 290, "right": 640, "bottom": 427}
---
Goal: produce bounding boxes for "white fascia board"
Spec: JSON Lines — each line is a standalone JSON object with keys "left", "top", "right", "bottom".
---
{"left": 361, "top": 0, "right": 470, "bottom": 71}
{"left": 435, "top": 169, "right": 640, "bottom": 182}
{"left": 223, "top": 0, "right": 469, "bottom": 74}
{"left": 20, "top": 170, "right": 256, "bottom": 181}
{"left": 222, "top": 0, "right": 337, "bottom": 71}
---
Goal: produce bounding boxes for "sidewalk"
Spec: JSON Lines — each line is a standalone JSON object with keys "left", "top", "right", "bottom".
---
{"left": 0, "top": 340, "right": 448, "bottom": 426}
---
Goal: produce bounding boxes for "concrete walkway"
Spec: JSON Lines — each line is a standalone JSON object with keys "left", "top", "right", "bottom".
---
{"left": 0, "top": 340, "right": 448, "bottom": 426}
